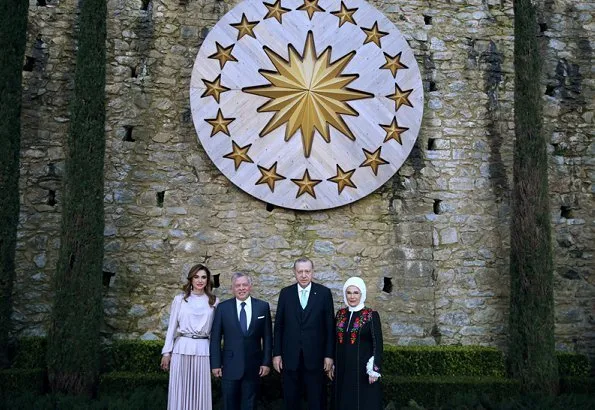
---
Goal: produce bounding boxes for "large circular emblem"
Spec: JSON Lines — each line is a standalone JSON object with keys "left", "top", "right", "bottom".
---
{"left": 190, "top": 0, "right": 423, "bottom": 210}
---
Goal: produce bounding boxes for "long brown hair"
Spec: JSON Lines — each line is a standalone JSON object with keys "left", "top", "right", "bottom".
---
{"left": 183, "top": 264, "right": 216, "bottom": 306}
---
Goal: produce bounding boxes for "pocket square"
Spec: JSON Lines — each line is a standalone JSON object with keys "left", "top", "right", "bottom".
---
{"left": 258, "top": 316, "right": 265, "bottom": 319}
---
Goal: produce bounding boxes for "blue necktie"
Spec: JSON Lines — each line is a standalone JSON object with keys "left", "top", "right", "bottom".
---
{"left": 240, "top": 302, "right": 247, "bottom": 334}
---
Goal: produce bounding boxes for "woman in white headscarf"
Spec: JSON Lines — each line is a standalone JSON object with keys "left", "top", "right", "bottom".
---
{"left": 329, "top": 277, "right": 383, "bottom": 410}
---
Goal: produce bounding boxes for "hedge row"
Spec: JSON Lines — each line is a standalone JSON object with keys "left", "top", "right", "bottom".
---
{"left": 382, "top": 375, "right": 520, "bottom": 408}
{"left": 383, "top": 345, "right": 506, "bottom": 377}
{"left": 0, "top": 368, "right": 45, "bottom": 394}
{"left": 10, "top": 337, "right": 591, "bottom": 377}
{"left": 1, "top": 369, "right": 593, "bottom": 405}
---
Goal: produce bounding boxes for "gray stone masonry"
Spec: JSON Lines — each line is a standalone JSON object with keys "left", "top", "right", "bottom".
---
{"left": 13, "top": 0, "right": 594, "bottom": 364}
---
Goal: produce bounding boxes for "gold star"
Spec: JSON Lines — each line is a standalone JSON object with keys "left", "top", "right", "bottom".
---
{"left": 291, "top": 169, "right": 322, "bottom": 198}
{"left": 297, "top": 0, "right": 325, "bottom": 20}
{"left": 380, "top": 117, "right": 408, "bottom": 144}
{"left": 230, "top": 13, "right": 259, "bottom": 40}
{"left": 361, "top": 21, "right": 388, "bottom": 48}
{"left": 256, "top": 161, "right": 286, "bottom": 192}
{"left": 223, "top": 141, "right": 254, "bottom": 170}
{"left": 380, "top": 51, "right": 408, "bottom": 78}
{"left": 205, "top": 109, "right": 235, "bottom": 137}
{"left": 208, "top": 42, "right": 237, "bottom": 69}
{"left": 243, "top": 31, "right": 373, "bottom": 158}
{"left": 264, "top": 0, "right": 290, "bottom": 23}
{"left": 386, "top": 83, "right": 414, "bottom": 111}
{"left": 331, "top": 2, "right": 357, "bottom": 27}
{"left": 327, "top": 165, "right": 357, "bottom": 194}
{"left": 201, "top": 74, "right": 230, "bottom": 103}
{"left": 359, "top": 147, "right": 389, "bottom": 175}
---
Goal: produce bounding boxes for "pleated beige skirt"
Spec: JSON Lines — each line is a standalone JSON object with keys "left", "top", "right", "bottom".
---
{"left": 168, "top": 353, "right": 212, "bottom": 410}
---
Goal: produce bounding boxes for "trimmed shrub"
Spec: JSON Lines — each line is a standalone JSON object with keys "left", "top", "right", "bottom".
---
{"left": 382, "top": 375, "right": 521, "bottom": 408}
{"left": 557, "top": 352, "right": 590, "bottom": 377}
{"left": 559, "top": 377, "right": 595, "bottom": 395}
{"left": 99, "top": 371, "right": 168, "bottom": 394}
{"left": 508, "top": 0, "right": 557, "bottom": 394}
{"left": 0, "top": 368, "right": 46, "bottom": 394}
{"left": 383, "top": 345, "right": 505, "bottom": 377}
{"left": 0, "top": 387, "right": 169, "bottom": 410}
{"left": 11, "top": 337, "right": 47, "bottom": 369}
{"left": 0, "top": 0, "right": 29, "bottom": 370}
{"left": 103, "top": 339, "right": 163, "bottom": 373}
{"left": 46, "top": 0, "right": 107, "bottom": 396}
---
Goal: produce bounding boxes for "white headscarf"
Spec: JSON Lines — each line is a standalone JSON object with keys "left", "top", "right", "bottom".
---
{"left": 342, "top": 276, "right": 367, "bottom": 312}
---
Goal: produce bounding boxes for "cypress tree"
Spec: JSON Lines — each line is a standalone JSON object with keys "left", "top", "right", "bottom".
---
{"left": 0, "top": 0, "right": 28, "bottom": 369}
{"left": 46, "top": 0, "right": 107, "bottom": 395}
{"left": 508, "top": 0, "right": 558, "bottom": 393}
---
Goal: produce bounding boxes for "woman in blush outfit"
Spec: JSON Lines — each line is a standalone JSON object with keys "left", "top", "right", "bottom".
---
{"left": 329, "top": 277, "right": 383, "bottom": 410}
{"left": 161, "top": 264, "right": 219, "bottom": 410}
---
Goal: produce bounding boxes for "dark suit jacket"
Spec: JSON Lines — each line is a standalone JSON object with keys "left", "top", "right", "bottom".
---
{"left": 210, "top": 297, "right": 273, "bottom": 381}
{"left": 273, "top": 282, "right": 335, "bottom": 371}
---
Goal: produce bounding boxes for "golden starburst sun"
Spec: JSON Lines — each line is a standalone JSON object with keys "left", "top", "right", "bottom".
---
{"left": 243, "top": 31, "right": 373, "bottom": 158}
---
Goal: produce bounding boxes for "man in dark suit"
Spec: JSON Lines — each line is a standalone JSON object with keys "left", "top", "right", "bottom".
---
{"left": 273, "top": 257, "right": 335, "bottom": 410}
{"left": 210, "top": 272, "right": 273, "bottom": 410}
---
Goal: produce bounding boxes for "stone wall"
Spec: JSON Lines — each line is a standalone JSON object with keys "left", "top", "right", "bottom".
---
{"left": 13, "top": 0, "right": 594, "bottom": 362}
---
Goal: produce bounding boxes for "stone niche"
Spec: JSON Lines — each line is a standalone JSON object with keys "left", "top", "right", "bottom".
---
{"left": 14, "top": 0, "right": 594, "bottom": 365}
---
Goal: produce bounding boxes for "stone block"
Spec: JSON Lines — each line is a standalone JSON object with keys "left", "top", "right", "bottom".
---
{"left": 129, "top": 304, "right": 148, "bottom": 317}
{"left": 439, "top": 227, "right": 458, "bottom": 244}
{"left": 438, "top": 311, "right": 470, "bottom": 326}
{"left": 390, "top": 322, "right": 425, "bottom": 337}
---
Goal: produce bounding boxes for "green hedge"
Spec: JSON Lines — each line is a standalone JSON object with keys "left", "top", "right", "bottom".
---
{"left": 383, "top": 345, "right": 506, "bottom": 377}
{"left": 99, "top": 371, "right": 168, "bottom": 393}
{"left": 0, "top": 368, "right": 45, "bottom": 394}
{"left": 11, "top": 337, "right": 592, "bottom": 376}
{"left": 557, "top": 352, "right": 590, "bottom": 377}
{"left": 11, "top": 337, "right": 46, "bottom": 369}
{"left": 102, "top": 339, "right": 163, "bottom": 373}
{"left": 559, "top": 376, "right": 595, "bottom": 395}
{"left": 382, "top": 375, "right": 521, "bottom": 408}
{"left": 6, "top": 337, "right": 593, "bottom": 401}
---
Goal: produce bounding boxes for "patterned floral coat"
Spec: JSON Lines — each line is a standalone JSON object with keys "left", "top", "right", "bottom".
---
{"left": 333, "top": 307, "right": 383, "bottom": 410}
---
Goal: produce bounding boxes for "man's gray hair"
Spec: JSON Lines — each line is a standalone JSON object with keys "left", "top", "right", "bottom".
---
{"left": 231, "top": 272, "right": 252, "bottom": 285}
{"left": 293, "top": 257, "right": 313, "bottom": 270}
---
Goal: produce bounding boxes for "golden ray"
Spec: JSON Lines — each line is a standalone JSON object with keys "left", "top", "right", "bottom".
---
{"left": 223, "top": 141, "right": 254, "bottom": 170}
{"left": 328, "top": 165, "right": 357, "bottom": 194}
{"left": 386, "top": 83, "right": 413, "bottom": 111}
{"left": 291, "top": 169, "right": 322, "bottom": 198}
{"left": 205, "top": 109, "right": 235, "bottom": 137}
{"left": 264, "top": 0, "right": 290, "bottom": 23}
{"left": 242, "top": 31, "right": 373, "bottom": 158}
{"left": 201, "top": 75, "right": 230, "bottom": 103}
{"left": 330, "top": 1, "right": 357, "bottom": 27}
{"left": 380, "top": 51, "right": 408, "bottom": 78}
{"left": 359, "top": 147, "right": 389, "bottom": 175}
{"left": 256, "top": 161, "right": 286, "bottom": 191}
{"left": 361, "top": 21, "right": 388, "bottom": 48}
{"left": 297, "top": 0, "right": 325, "bottom": 20}
{"left": 380, "top": 117, "right": 408, "bottom": 144}
{"left": 208, "top": 42, "right": 238, "bottom": 69}
{"left": 230, "top": 13, "right": 259, "bottom": 40}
